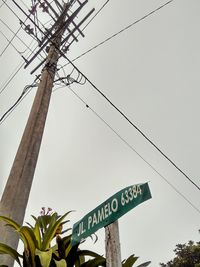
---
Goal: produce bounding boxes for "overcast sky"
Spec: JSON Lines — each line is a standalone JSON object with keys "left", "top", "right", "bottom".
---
{"left": 0, "top": 0, "right": 200, "bottom": 266}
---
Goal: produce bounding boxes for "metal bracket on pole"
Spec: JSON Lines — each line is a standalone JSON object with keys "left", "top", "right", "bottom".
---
{"left": 105, "top": 220, "right": 122, "bottom": 267}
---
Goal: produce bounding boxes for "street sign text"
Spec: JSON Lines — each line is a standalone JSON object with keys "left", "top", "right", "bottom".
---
{"left": 71, "top": 182, "right": 151, "bottom": 246}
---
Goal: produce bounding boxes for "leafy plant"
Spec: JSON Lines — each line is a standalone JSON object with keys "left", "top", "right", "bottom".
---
{"left": 160, "top": 240, "right": 200, "bottom": 267}
{"left": 0, "top": 208, "right": 151, "bottom": 267}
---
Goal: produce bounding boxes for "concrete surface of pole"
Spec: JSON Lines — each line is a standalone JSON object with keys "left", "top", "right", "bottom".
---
{"left": 105, "top": 220, "right": 122, "bottom": 267}
{"left": 0, "top": 4, "right": 68, "bottom": 266}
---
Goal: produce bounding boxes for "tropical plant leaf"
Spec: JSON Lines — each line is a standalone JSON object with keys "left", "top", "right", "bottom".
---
{"left": 79, "top": 253, "right": 85, "bottom": 265}
{"left": 42, "top": 212, "right": 72, "bottom": 251}
{"left": 35, "top": 248, "right": 52, "bottom": 267}
{"left": 53, "top": 259, "right": 67, "bottom": 267}
{"left": 0, "top": 216, "right": 20, "bottom": 231}
{"left": 77, "top": 250, "right": 103, "bottom": 259}
{"left": 62, "top": 235, "right": 72, "bottom": 248}
{"left": 0, "top": 243, "right": 22, "bottom": 266}
{"left": 122, "top": 255, "right": 138, "bottom": 267}
{"left": 61, "top": 220, "right": 70, "bottom": 226}
{"left": 19, "top": 226, "right": 37, "bottom": 267}
{"left": 33, "top": 221, "right": 42, "bottom": 249}
{"left": 31, "top": 215, "right": 38, "bottom": 224}
{"left": 51, "top": 243, "right": 58, "bottom": 253}
{"left": 136, "top": 261, "right": 151, "bottom": 267}
{"left": 61, "top": 228, "right": 72, "bottom": 235}
{"left": 65, "top": 242, "right": 79, "bottom": 267}
{"left": 74, "top": 257, "right": 81, "bottom": 267}
{"left": 57, "top": 235, "right": 70, "bottom": 260}
{"left": 80, "top": 255, "right": 106, "bottom": 267}
{"left": 78, "top": 251, "right": 106, "bottom": 267}
{"left": 26, "top": 222, "right": 34, "bottom": 229}
{"left": 89, "top": 233, "right": 98, "bottom": 244}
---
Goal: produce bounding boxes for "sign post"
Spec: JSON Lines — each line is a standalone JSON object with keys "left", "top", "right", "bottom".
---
{"left": 71, "top": 182, "right": 152, "bottom": 246}
{"left": 105, "top": 220, "right": 122, "bottom": 267}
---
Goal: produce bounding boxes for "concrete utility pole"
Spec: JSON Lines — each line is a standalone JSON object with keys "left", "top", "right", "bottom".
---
{"left": 0, "top": 4, "right": 68, "bottom": 266}
{"left": 105, "top": 220, "right": 122, "bottom": 267}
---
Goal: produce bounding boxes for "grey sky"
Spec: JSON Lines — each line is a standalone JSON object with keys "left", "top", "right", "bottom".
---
{"left": 0, "top": 0, "right": 200, "bottom": 266}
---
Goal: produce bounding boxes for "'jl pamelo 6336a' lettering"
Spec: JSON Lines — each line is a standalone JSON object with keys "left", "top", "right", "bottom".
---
{"left": 71, "top": 182, "right": 152, "bottom": 246}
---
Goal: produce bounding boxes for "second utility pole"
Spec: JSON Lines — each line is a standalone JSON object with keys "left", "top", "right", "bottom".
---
{"left": 0, "top": 4, "right": 68, "bottom": 266}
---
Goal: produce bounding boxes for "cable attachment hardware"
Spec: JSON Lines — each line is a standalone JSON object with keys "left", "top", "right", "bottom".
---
{"left": 29, "top": 4, "right": 38, "bottom": 15}
{"left": 39, "top": 1, "right": 49, "bottom": 13}
{"left": 20, "top": 21, "right": 34, "bottom": 36}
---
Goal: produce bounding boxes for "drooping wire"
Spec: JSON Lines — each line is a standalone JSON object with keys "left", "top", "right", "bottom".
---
{"left": 0, "top": 39, "right": 38, "bottom": 96}
{"left": 54, "top": 67, "right": 86, "bottom": 87}
{"left": 61, "top": 52, "right": 200, "bottom": 192}
{"left": 1, "top": 64, "right": 199, "bottom": 214}
{"left": 57, "top": 82, "right": 200, "bottom": 215}
{"left": 0, "top": 18, "right": 35, "bottom": 56}
{"left": 2, "top": 0, "right": 199, "bottom": 193}
{"left": 0, "top": 15, "right": 49, "bottom": 65}
{"left": 62, "top": 0, "right": 174, "bottom": 67}
{"left": 0, "top": 31, "right": 23, "bottom": 56}
{"left": 0, "top": 22, "right": 24, "bottom": 58}
{"left": 0, "top": 79, "right": 39, "bottom": 125}
{"left": 0, "top": 67, "right": 84, "bottom": 123}
{"left": 0, "top": 61, "right": 25, "bottom": 95}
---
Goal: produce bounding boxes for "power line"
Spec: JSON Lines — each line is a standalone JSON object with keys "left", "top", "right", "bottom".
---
{"left": 0, "top": 61, "right": 25, "bottom": 95}
{"left": 0, "top": 16, "right": 49, "bottom": 66}
{"left": 2, "top": 0, "right": 198, "bottom": 192}
{"left": 0, "top": 31, "right": 22, "bottom": 56}
{"left": 2, "top": 69, "right": 198, "bottom": 214}
{"left": 2, "top": 0, "right": 46, "bottom": 44}
{"left": 0, "top": 24, "right": 23, "bottom": 58}
{"left": 0, "top": 82, "right": 38, "bottom": 125}
{"left": 61, "top": 53, "right": 200, "bottom": 193}
{"left": 63, "top": 0, "right": 175, "bottom": 67}
{"left": 0, "top": 0, "right": 7, "bottom": 8}
{"left": 0, "top": 37, "right": 42, "bottom": 96}
{"left": 2, "top": 0, "right": 199, "bottom": 193}
{"left": 58, "top": 82, "right": 200, "bottom": 215}
{"left": 0, "top": 18, "right": 35, "bottom": 57}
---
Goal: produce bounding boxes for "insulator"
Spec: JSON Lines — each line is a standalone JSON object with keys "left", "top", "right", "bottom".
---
{"left": 29, "top": 4, "right": 37, "bottom": 15}
{"left": 39, "top": 3, "right": 49, "bottom": 13}
{"left": 25, "top": 25, "right": 34, "bottom": 35}
{"left": 62, "top": 45, "right": 69, "bottom": 53}
{"left": 45, "top": 45, "right": 50, "bottom": 53}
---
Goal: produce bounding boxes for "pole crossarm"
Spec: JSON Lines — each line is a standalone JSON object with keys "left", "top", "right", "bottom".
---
{"left": 24, "top": 0, "right": 94, "bottom": 70}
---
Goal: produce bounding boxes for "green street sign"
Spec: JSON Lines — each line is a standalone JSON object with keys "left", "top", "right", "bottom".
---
{"left": 71, "top": 182, "right": 152, "bottom": 246}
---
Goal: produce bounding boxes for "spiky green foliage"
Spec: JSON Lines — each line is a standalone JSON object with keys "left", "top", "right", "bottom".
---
{"left": 0, "top": 210, "right": 150, "bottom": 267}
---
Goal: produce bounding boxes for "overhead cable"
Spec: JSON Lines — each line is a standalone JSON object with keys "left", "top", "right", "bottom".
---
{"left": 0, "top": 80, "right": 39, "bottom": 125}
{"left": 60, "top": 82, "right": 200, "bottom": 215}
{"left": 62, "top": 53, "right": 200, "bottom": 192}
{"left": 63, "top": 0, "right": 174, "bottom": 67}
{"left": 0, "top": 61, "right": 25, "bottom": 95}
{"left": 0, "top": 0, "right": 7, "bottom": 8}
{"left": 0, "top": 18, "right": 34, "bottom": 56}
{"left": 0, "top": 31, "right": 23, "bottom": 57}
